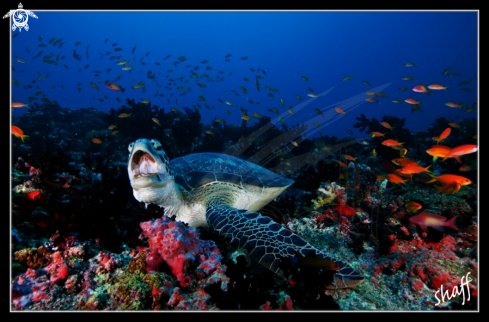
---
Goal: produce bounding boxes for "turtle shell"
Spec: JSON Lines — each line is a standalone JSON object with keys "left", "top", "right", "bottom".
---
{"left": 172, "top": 152, "right": 294, "bottom": 194}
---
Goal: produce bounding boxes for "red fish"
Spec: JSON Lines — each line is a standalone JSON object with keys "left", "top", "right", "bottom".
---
{"left": 334, "top": 107, "right": 347, "bottom": 115}
{"left": 433, "top": 128, "right": 451, "bottom": 144}
{"left": 426, "top": 145, "right": 452, "bottom": 161}
{"left": 105, "top": 83, "right": 125, "bottom": 92}
{"left": 425, "top": 174, "right": 472, "bottom": 186}
{"left": 409, "top": 212, "right": 459, "bottom": 232}
{"left": 382, "top": 139, "right": 403, "bottom": 147}
{"left": 386, "top": 174, "right": 406, "bottom": 185}
{"left": 391, "top": 158, "right": 417, "bottom": 167}
{"left": 428, "top": 84, "right": 449, "bottom": 91}
{"left": 12, "top": 125, "right": 29, "bottom": 143}
{"left": 400, "top": 164, "right": 432, "bottom": 174}
{"left": 444, "top": 144, "right": 477, "bottom": 162}
{"left": 412, "top": 85, "right": 430, "bottom": 95}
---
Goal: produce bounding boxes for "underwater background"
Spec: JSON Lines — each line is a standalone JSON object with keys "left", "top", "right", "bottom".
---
{"left": 10, "top": 10, "right": 478, "bottom": 311}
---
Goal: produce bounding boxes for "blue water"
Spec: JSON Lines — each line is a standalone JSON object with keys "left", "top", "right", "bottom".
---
{"left": 10, "top": 11, "right": 478, "bottom": 140}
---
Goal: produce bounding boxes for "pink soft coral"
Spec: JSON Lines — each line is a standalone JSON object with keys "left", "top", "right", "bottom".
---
{"left": 139, "top": 217, "right": 201, "bottom": 287}
{"left": 139, "top": 216, "right": 229, "bottom": 290}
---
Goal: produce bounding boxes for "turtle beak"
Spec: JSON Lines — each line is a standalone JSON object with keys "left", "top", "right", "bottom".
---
{"left": 130, "top": 150, "right": 160, "bottom": 179}
{"left": 129, "top": 147, "right": 167, "bottom": 189}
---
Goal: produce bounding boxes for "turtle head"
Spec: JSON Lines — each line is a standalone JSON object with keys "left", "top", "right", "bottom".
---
{"left": 127, "top": 138, "right": 175, "bottom": 205}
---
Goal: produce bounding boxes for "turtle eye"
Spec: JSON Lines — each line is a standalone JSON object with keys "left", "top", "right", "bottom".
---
{"left": 151, "top": 140, "right": 162, "bottom": 151}
{"left": 128, "top": 143, "right": 133, "bottom": 153}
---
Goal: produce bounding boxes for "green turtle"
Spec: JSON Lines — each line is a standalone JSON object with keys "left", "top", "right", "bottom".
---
{"left": 127, "top": 138, "right": 364, "bottom": 289}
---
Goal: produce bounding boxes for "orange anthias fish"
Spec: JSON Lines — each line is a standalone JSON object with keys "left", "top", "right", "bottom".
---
{"left": 426, "top": 145, "right": 452, "bottom": 161}
{"left": 425, "top": 174, "right": 472, "bottom": 187}
{"left": 445, "top": 102, "right": 464, "bottom": 108}
{"left": 371, "top": 132, "right": 386, "bottom": 138}
{"left": 12, "top": 125, "right": 29, "bottom": 143}
{"left": 409, "top": 212, "right": 459, "bottom": 232}
{"left": 405, "top": 201, "right": 422, "bottom": 213}
{"left": 365, "top": 91, "right": 376, "bottom": 95}
{"left": 334, "top": 107, "right": 347, "bottom": 115}
{"left": 386, "top": 174, "right": 407, "bottom": 185}
{"left": 443, "top": 144, "right": 478, "bottom": 162}
{"left": 381, "top": 122, "right": 394, "bottom": 131}
{"left": 405, "top": 98, "right": 420, "bottom": 105}
{"left": 105, "top": 83, "right": 125, "bottom": 92}
{"left": 241, "top": 115, "right": 251, "bottom": 121}
{"left": 391, "top": 158, "right": 417, "bottom": 167}
{"left": 433, "top": 128, "right": 451, "bottom": 144}
{"left": 118, "top": 113, "right": 131, "bottom": 118}
{"left": 12, "top": 102, "right": 29, "bottom": 108}
{"left": 382, "top": 139, "right": 403, "bottom": 147}
{"left": 108, "top": 124, "right": 117, "bottom": 130}
{"left": 448, "top": 122, "right": 460, "bottom": 128}
{"left": 412, "top": 85, "right": 430, "bottom": 95}
{"left": 400, "top": 164, "right": 432, "bottom": 174}
{"left": 395, "top": 169, "right": 413, "bottom": 180}
{"left": 366, "top": 97, "right": 379, "bottom": 103}
{"left": 338, "top": 161, "right": 348, "bottom": 168}
{"left": 253, "top": 112, "right": 262, "bottom": 119}
{"left": 92, "top": 138, "right": 102, "bottom": 144}
{"left": 433, "top": 182, "right": 462, "bottom": 194}
{"left": 342, "top": 155, "right": 356, "bottom": 161}
{"left": 428, "top": 84, "right": 449, "bottom": 91}
{"left": 152, "top": 118, "right": 161, "bottom": 126}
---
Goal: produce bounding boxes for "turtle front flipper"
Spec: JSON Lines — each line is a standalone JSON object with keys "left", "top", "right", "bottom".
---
{"left": 206, "top": 205, "right": 364, "bottom": 289}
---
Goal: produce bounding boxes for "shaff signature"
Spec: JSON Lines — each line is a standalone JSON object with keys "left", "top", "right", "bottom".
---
{"left": 434, "top": 272, "right": 473, "bottom": 306}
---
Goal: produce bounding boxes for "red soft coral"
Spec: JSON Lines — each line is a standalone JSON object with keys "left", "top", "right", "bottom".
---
{"left": 140, "top": 218, "right": 201, "bottom": 287}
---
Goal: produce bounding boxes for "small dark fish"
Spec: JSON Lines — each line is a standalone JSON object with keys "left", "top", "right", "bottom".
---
{"left": 38, "top": 35, "right": 42, "bottom": 41}
{"left": 63, "top": 64, "right": 68, "bottom": 69}
{"left": 441, "top": 65, "right": 453, "bottom": 76}
{"left": 105, "top": 38, "right": 109, "bottom": 43}
{"left": 26, "top": 48, "right": 29, "bottom": 53}
{"left": 114, "top": 47, "right": 122, "bottom": 51}
{"left": 75, "top": 41, "right": 82, "bottom": 46}
{"left": 146, "top": 51, "right": 150, "bottom": 56}
{"left": 164, "top": 55, "right": 171, "bottom": 60}
{"left": 112, "top": 43, "right": 117, "bottom": 46}
{"left": 225, "top": 54, "right": 232, "bottom": 58}
{"left": 132, "top": 46, "right": 136, "bottom": 54}
{"left": 48, "top": 37, "right": 55, "bottom": 44}
{"left": 241, "top": 56, "right": 248, "bottom": 60}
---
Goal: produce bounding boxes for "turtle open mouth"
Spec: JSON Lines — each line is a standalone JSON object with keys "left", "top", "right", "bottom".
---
{"left": 131, "top": 151, "right": 160, "bottom": 179}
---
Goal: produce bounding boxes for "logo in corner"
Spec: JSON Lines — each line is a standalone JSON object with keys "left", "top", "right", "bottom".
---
{"left": 3, "top": 3, "right": 37, "bottom": 32}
